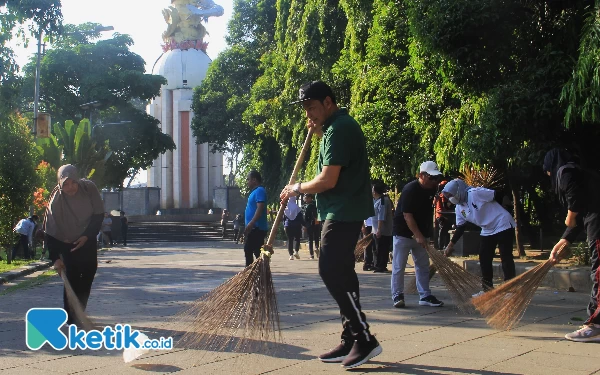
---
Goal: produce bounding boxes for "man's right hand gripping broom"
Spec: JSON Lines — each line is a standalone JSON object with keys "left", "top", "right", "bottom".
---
{"left": 549, "top": 239, "right": 570, "bottom": 264}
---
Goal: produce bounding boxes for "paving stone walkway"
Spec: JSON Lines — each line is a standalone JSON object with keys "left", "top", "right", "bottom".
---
{"left": 0, "top": 241, "right": 598, "bottom": 374}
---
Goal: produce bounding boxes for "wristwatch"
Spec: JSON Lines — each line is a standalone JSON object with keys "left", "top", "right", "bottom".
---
{"left": 293, "top": 182, "right": 302, "bottom": 195}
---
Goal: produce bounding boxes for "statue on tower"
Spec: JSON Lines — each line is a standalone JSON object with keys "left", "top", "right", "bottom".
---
{"left": 162, "top": 0, "right": 224, "bottom": 52}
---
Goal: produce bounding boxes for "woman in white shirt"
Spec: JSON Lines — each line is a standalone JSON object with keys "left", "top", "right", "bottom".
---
{"left": 442, "top": 179, "right": 516, "bottom": 293}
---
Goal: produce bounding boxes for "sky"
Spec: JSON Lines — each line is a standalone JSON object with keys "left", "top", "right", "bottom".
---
{"left": 12, "top": 0, "right": 234, "bottom": 185}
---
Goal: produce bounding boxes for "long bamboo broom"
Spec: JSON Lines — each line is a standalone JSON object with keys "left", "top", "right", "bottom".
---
{"left": 354, "top": 233, "right": 373, "bottom": 262}
{"left": 58, "top": 255, "right": 95, "bottom": 331}
{"left": 176, "top": 127, "right": 315, "bottom": 353}
{"left": 423, "top": 245, "right": 481, "bottom": 313}
{"left": 472, "top": 243, "right": 569, "bottom": 330}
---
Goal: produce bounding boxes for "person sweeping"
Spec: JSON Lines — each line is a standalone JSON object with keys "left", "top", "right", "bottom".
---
{"left": 544, "top": 148, "right": 600, "bottom": 342}
{"left": 281, "top": 80, "right": 381, "bottom": 369}
{"left": 442, "top": 179, "right": 516, "bottom": 296}
{"left": 44, "top": 164, "right": 104, "bottom": 325}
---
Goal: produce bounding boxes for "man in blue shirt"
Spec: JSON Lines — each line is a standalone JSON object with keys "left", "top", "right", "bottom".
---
{"left": 244, "top": 170, "right": 268, "bottom": 266}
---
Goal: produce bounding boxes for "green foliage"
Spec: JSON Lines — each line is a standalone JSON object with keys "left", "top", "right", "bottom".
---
{"left": 562, "top": 1, "right": 600, "bottom": 127}
{"left": 191, "top": 45, "right": 260, "bottom": 175}
{"left": 53, "top": 119, "right": 111, "bottom": 180}
{"left": 0, "top": 115, "right": 39, "bottom": 249}
{"left": 94, "top": 108, "right": 175, "bottom": 188}
{"left": 572, "top": 241, "right": 591, "bottom": 266}
{"left": 194, "top": 0, "right": 600, "bottom": 236}
{"left": 20, "top": 24, "right": 174, "bottom": 188}
{"left": 35, "top": 134, "right": 62, "bottom": 170}
{"left": 27, "top": 31, "right": 165, "bottom": 124}
{"left": 0, "top": 0, "right": 62, "bottom": 119}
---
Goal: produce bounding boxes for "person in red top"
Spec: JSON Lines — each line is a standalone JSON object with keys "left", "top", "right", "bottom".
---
{"left": 434, "top": 180, "right": 452, "bottom": 250}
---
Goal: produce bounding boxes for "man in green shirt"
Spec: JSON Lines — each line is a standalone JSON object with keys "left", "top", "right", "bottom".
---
{"left": 281, "top": 81, "right": 381, "bottom": 369}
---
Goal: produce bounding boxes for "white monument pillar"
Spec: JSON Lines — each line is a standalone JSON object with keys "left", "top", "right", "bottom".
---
{"left": 146, "top": 0, "right": 225, "bottom": 211}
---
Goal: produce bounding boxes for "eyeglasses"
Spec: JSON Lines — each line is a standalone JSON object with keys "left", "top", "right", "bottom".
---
{"left": 424, "top": 173, "right": 442, "bottom": 181}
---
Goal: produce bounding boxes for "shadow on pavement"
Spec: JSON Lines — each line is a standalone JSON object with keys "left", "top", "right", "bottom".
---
{"left": 349, "top": 361, "right": 520, "bottom": 374}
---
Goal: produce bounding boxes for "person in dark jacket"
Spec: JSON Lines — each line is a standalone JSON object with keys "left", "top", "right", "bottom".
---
{"left": 284, "top": 198, "right": 304, "bottom": 260}
{"left": 44, "top": 164, "right": 104, "bottom": 325}
{"left": 544, "top": 148, "right": 600, "bottom": 342}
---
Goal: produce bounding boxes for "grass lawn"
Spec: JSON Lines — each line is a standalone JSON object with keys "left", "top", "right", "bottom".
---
{"left": 0, "top": 269, "right": 57, "bottom": 296}
{"left": 0, "top": 259, "right": 37, "bottom": 274}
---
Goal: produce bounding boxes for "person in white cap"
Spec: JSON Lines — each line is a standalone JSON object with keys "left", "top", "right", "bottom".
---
{"left": 390, "top": 161, "right": 445, "bottom": 308}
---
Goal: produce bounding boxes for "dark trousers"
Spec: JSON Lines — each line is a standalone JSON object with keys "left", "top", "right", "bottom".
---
{"left": 233, "top": 228, "right": 240, "bottom": 243}
{"left": 46, "top": 235, "right": 98, "bottom": 325}
{"left": 221, "top": 223, "right": 227, "bottom": 238}
{"left": 584, "top": 213, "right": 600, "bottom": 324}
{"left": 363, "top": 226, "right": 374, "bottom": 267}
{"left": 307, "top": 223, "right": 321, "bottom": 256}
{"left": 12, "top": 234, "right": 30, "bottom": 259}
{"left": 437, "top": 218, "right": 450, "bottom": 250}
{"left": 374, "top": 235, "right": 392, "bottom": 270}
{"left": 121, "top": 227, "right": 128, "bottom": 246}
{"left": 63, "top": 260, "right": 97, "bottom": 324}
{"left": 479, "top": 228, "right": 516, "bottom": 290}
{"left": 319, "top": 220, "right": 371, "bottom": 340}
{"left": 285, "top": 225, "right": 301, "bottom": 256}
{"left": 244, "top": 228, "right": 266, "bottom": 267}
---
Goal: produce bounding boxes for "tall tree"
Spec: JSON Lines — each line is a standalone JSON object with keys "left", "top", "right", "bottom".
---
{"left": 21, "top": 24, "right": 175, "bottom": 188}
{"left": 0, "top": 115, "right": 39, "bottom": 252}
{"left": 191, "top": 0, "right": 278, "bottom": 191}
{"left": 0, "top": 0, "right": 62, "bottom": 118}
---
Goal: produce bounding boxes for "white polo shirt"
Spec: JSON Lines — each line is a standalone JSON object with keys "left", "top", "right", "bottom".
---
{"left": 454, "top": 187, "right": 515, "bottom": 236}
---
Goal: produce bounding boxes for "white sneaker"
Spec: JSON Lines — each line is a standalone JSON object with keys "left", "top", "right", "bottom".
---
{"left": 565, "top": 324, "right": 600, "bottom": 342}
{"left": 289, "top": 255, "right": 294, "bottom": 260}
{"left": 472, "top": 291, "right": 485, "bottom": 298}
{"left": 294, "top": 251, "right": 300, "bottom": 259}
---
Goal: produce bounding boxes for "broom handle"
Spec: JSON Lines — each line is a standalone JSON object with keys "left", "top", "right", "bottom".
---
{"left": 555, "top": 242, "right": 570, "bottom": 262}
{"left": 265, "top": 127, "right": 315, "bottom": 247}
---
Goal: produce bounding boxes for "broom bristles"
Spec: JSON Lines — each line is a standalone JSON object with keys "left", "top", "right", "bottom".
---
{"left": 472, "top": 244, "right": 569, "bottom": 330}
{"left": 354, "top": 233, "right": 373, "bottom": 262}
{"left": 423, "top": 245, "right": 481, "bottom": 313}
{"left": 472, "top": 261, "right": 551, "bottom": 330}
{"left": 176, "top": 253, "right": 281, "bottom": 352}
{"left": 174, "top": 128, "right": 314, "bottom": 353}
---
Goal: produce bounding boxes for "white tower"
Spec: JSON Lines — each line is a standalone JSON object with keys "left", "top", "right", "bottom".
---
{"left": 147, "top": 0, "right": 225, "bottom": 209}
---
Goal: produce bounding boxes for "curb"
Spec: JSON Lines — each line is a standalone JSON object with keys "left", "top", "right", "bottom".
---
{"left": 459, "top": 259, "right": 591, "bottom": 292}
{"left": 0, "top": 260, "right": 52, "bottom": 285}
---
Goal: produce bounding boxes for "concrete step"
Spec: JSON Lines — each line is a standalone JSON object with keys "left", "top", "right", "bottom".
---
{"left": 126, "top": 222, "right": 224, "bottom": 243}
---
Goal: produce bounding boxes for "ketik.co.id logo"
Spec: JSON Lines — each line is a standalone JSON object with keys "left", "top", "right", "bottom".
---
{"left": 26, "top": 308, "right": 172, "bottom": 351}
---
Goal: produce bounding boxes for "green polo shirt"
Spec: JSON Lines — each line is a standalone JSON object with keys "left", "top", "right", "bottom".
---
{"left": 316, "top": 108, "right": 374, "bottom": 222}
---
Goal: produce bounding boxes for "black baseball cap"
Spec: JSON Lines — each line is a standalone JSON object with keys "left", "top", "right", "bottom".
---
{"left": 289, "top": 81, "right": 336, "bottom": 105}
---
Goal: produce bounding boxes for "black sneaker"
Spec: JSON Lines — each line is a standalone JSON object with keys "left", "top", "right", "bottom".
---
{"left": 393, "top": 294, "right": 405, "bottom": 308}
{"left": 419, "top": 295, "right": 444, "bottom": 307}
{"left": 341, "top": 335, "right": 382, "bottom": 369}
{"left": 362, "top": 264, "right": 375, "bottom": 271}
{"left": 318, "top": 339, "right": 353, "bottom": 363}
{"left": 373, "top": 268, "right": 390, "bottom": 273}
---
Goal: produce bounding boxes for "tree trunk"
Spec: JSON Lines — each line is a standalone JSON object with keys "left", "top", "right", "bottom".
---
{"left": 126, "top": 169, "right": 140, "bottom": 188}
{"left": 511, "top": 185, "right": 526, "bottom": 258}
